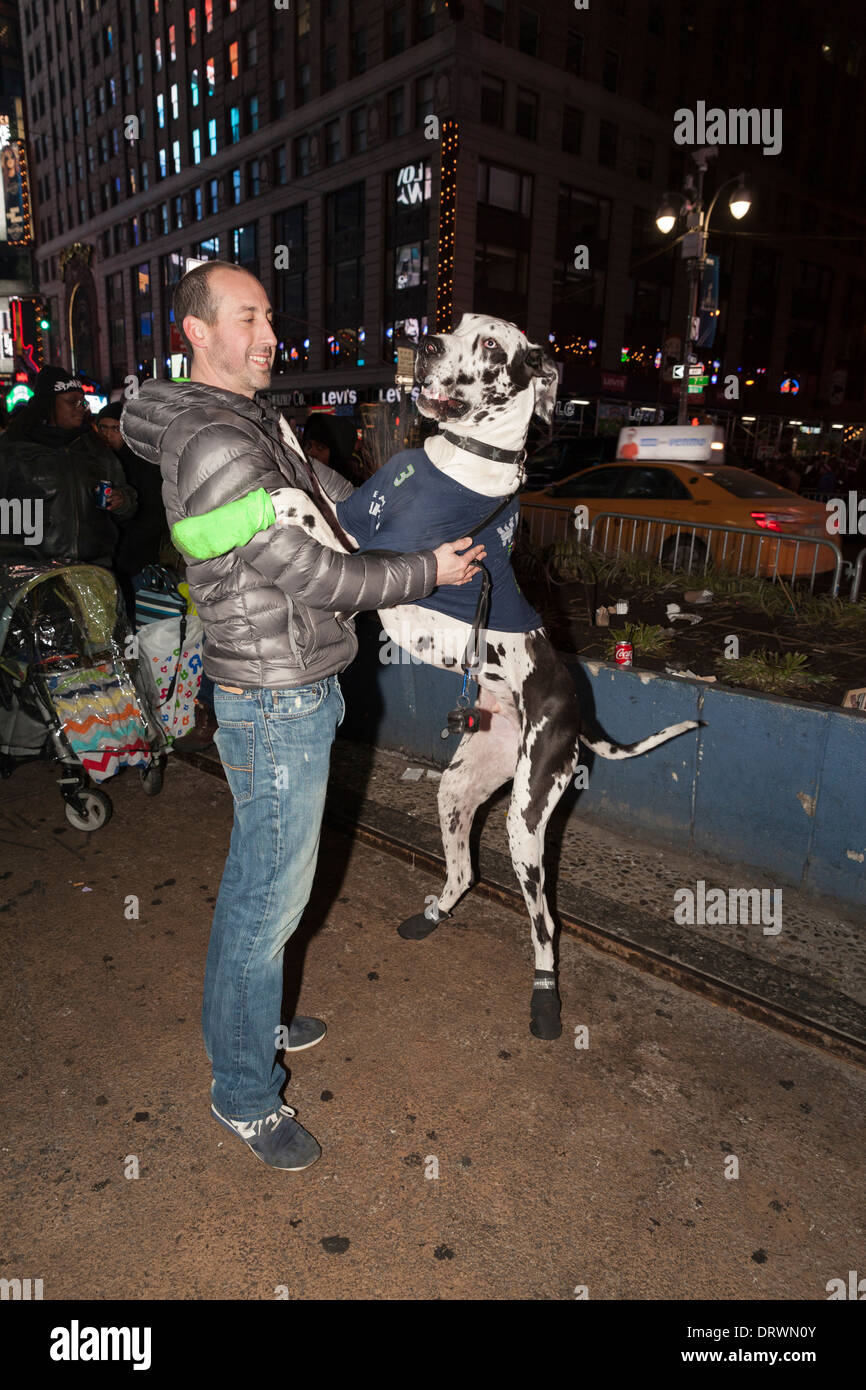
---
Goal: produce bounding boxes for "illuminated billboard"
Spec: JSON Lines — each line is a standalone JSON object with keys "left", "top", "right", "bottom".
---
{"left": 0, "top": 101, "right": 33, "bottom": 245}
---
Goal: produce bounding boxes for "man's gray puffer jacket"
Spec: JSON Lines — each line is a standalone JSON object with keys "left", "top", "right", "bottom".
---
{"left": 120, "top": 380, "right": 437, "bottom": 689}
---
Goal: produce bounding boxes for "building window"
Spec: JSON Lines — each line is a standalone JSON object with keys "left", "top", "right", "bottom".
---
{"left": 172, "top": 140, "right": 181, "bottom": 174}
{"left": 245, "top": 28, "right": 258, "bottom": 67}
{"left": 562, "top": 107, "right": 583, "bottom": 155}
{"left": 208, "top": 178, "right": 219, "bottom": 214}
{"left": 603, "top": 50, "right": 620, "bottom": 93}
{"left": 248, "top": 160, "right": 261, "bottom": 197}
{"left": 247, "top": 96, "right": 259, "bottom": 133}
{"left": 515, "top": 89, "right": 537, "bottom": 140}
{"left": 231, "top": 225, "right": 258, "bottom": 270}
{"left": 295, "top": 134, "right": 310, "bottom": 176}
{"left": 188, "top": 7, "right": 197, "bottom": 45}
{"left": 231, "top": 168, "right": 242, "bottom": 204}
{"left": 228, "top": 41, "right": 239, "bottom": 79}
{"left": 193, "top": 186, "right": 203, "bottom": 219}
{"left": 599, "top": 119, "right": 618, "bottom": 167}
{"left": 388, "top": 5, "right": 406, "bottom": 57}
{"left": 483, "top": 0, "right": 505, "bottom": 42}
{"left": 229, "top": 106, "right": 241, "bottom": 142}
{"left": 415, "top": 74, "right": 434, "bottom": 128}
{"left": 351, "top": 27, "right": 367, "bottom": 75}
{"left": 158, "top": 147, "right": 167, "bottom": 177}
{"left": 323, "top": 44, "right": 337, "bottom": 92}
{"left": 387, "top": 88, "right": 405, "bottom": 139}
{"left": 136, "top": 53, "right": 144, "bottom": 86}
{"left": 205, "top": 0, "right": 214, "bottom": 33}
{"left": 635, "top": 136, "right": 653, "bottom": 181}
{"left": 155, "top": 37, "right": 162, "bottom": 71}
{"left": 519, "top": 8, "right": 540, "bottom": 57}
{"left": 297, "top": 62, "right": 310, "bottom": 104}
{"left": 350, "top": 107, "right": 367, "bottom": 155}
{"left": 192, "top": 128, "right": 202, "bottom": 164}
{"left": 191, "top": 69, "right": 200, "bottom": 106}
{"left": 157, "top": 93, "right": 165, "bottom": 129}
{"left": 170, "top": 83, "right": 179, "bottom": 119}
{"left": 273, "top": 79, "right": 286, "bottom": 119}
{"left": 416, "top": 0, "right": 436, "bottom": 41}
{"left": 275, "top": 146, "right": 287, "bottom": 185}
{"left": 297, "top": 0, "right": 311, "bottom": 38}
{"left": 325, "top": 119, "right": 342, "bottom": 166}
{"left": 208, "top": 118, "right": 218, "bottom": 155}
{"left": 206, "top": 58, "right": 215, "bottom": 95}
{"left": 481, "top": 74, "right": 504, "bottom": 126}
{"left": 477, "top": 160, "right": 533, "bottom": 217}
{"left": 169, "top": 24, "right": 177, "bottom": 60}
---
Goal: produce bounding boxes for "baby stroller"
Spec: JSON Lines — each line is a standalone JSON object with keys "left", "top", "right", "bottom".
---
{"left": 0, "top": 560, "right": 167, "bottom": 830}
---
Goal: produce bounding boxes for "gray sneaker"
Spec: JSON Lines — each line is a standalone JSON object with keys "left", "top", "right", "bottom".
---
{"left": 212, "top": 1099, "right": 321, "bottom": 1171}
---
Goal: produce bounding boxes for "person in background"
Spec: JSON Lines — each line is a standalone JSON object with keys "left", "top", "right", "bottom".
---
{"left": 0, "top": 366, "right": 136, "bottom": 567}
{"left": 97, "top": 401, "right": 168, "bottom": 625}
{"left": 302, "top": 412, "right": 367, "bottom": 486}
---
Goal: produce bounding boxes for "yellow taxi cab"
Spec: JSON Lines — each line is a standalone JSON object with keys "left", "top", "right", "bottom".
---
{"left": 520, "top": 425, "right": 836, "bottom": 579}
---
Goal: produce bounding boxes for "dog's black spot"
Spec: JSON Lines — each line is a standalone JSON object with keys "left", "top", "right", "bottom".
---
{"left": 520, "top": 634, "right": 581, "bottom": 836}
{"left": 286, "top": 507, "right": 297, "bottom": 517}
{"left": 447, "top": 808, "right": 461, "bottom": 836}
{"left": 523, "top": 864, "right": 541, "bottom": 890}
{"left": 496, "top": 643, "right": 506, "bottom": 655}
{"left": 450, "top": 758, "right": 462, "bottom": 770}
{"left": 456, "top": 371, "right": 473, "bottom": 385}
{"left": 485, "top": 671, "right": 502, "bottom": 680}
{"left": 532, "top": 913, "right": 550, "bottom": 946}
{"left": 485, "top": 643, "right": 501, "bottom": 666}
{"left": 302, "top": 514, "right": 316, "bottom": 527}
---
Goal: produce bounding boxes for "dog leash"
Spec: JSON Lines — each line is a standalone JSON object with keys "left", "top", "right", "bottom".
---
{"left": 440, "top": 489, "right": 519, "bottom": 739}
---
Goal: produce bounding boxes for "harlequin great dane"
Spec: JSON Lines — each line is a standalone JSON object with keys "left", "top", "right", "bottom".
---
{"left": 270, "top": 314, "right": 700, "bottom": 1039}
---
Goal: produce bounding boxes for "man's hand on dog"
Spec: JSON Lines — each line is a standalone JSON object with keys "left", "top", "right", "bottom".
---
{"left": 434, "top": 537, "right": 486, "bottom": 586}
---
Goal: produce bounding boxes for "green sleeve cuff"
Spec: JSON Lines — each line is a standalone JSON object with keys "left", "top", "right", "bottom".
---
{"left": 171, "top": 488, "right": 277, "bottom": 560}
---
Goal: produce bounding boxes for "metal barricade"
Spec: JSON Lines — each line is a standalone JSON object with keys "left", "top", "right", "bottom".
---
{"left": 519, "top": 502, "right": 574, "bottom": 548}
{"left": 851, "top": 548, "right": 866, "bottom": 604}
{"left": 581, "top": 510, "right": 845, "bottom": 597}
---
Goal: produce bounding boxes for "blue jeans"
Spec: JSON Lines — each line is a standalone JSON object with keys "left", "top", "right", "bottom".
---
{"left": 203, "top": 676, "right": 345, "bottom": 1121}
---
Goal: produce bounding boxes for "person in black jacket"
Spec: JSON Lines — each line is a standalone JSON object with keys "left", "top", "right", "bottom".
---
{"left": 0, "top": 366, "right": 137, "bottom": 568}
{"left": 97, "top": 401, "right": 167, "bottom": 623}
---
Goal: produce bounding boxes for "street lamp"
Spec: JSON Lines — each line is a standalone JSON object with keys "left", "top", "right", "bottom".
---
{"left": 656, "top": 151, "right": 752, "bottom": 424}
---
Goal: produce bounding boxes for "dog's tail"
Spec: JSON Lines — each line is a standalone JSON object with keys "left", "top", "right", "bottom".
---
{"left": 579, "top": 719, "right": 703, "bottom": 761}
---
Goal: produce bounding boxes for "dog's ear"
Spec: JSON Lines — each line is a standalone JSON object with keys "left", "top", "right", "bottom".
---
{"left": 524, "top": 345, "right": 559, "bottom": 425}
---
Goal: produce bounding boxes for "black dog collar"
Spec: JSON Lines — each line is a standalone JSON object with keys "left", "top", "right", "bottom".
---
{"left": 441, "top": 429, "right": 525, "bottom": 466}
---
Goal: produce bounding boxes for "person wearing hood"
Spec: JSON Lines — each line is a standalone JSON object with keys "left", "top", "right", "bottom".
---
{"left": 0, "top": 366, "right": 137, "bottom": 567}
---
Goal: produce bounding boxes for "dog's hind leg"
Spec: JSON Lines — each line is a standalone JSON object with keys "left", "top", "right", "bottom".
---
{"left": 508, "top": 649, "right": 582, "bottom": 1039}
{"left": 397, "top": 687, "right": 519, "bottom": 940}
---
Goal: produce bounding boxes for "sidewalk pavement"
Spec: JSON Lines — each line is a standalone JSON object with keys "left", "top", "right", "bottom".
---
{"left": 0, "top": 756, "right": 863, "bottom": 1300}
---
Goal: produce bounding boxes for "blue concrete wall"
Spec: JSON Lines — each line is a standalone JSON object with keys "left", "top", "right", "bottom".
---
{"left": 340, "top": 615, "right": 866, "bottom": 909}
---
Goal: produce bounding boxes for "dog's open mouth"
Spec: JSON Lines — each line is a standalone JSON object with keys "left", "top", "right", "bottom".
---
{"left": 418, "top": 382, "right": 469, "bottom": 418}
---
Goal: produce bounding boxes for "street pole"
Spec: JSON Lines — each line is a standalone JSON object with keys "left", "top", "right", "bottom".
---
{"left": 677, "top": 162, "right": 707, "bottom": 427}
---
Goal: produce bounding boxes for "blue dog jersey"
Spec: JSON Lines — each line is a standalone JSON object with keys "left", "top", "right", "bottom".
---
{"left": 336, "top": 448, "right": 541, "bottom": 632}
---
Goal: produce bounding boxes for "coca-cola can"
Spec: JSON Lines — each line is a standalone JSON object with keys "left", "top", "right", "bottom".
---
{"left": 94, "top": 480, "right": 113, "bottom": 509}
{"left": 614, "top": 641, "right": 633, "bottom": 666}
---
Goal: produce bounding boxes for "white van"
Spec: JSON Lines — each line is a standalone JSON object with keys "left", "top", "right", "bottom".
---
{"left": 615, "top": 424, "right": 725, "bottom": 463}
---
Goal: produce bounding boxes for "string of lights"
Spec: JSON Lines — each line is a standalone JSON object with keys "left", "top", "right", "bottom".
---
{"left": 435, "top": 119, "right": 458, "bottom": 334}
